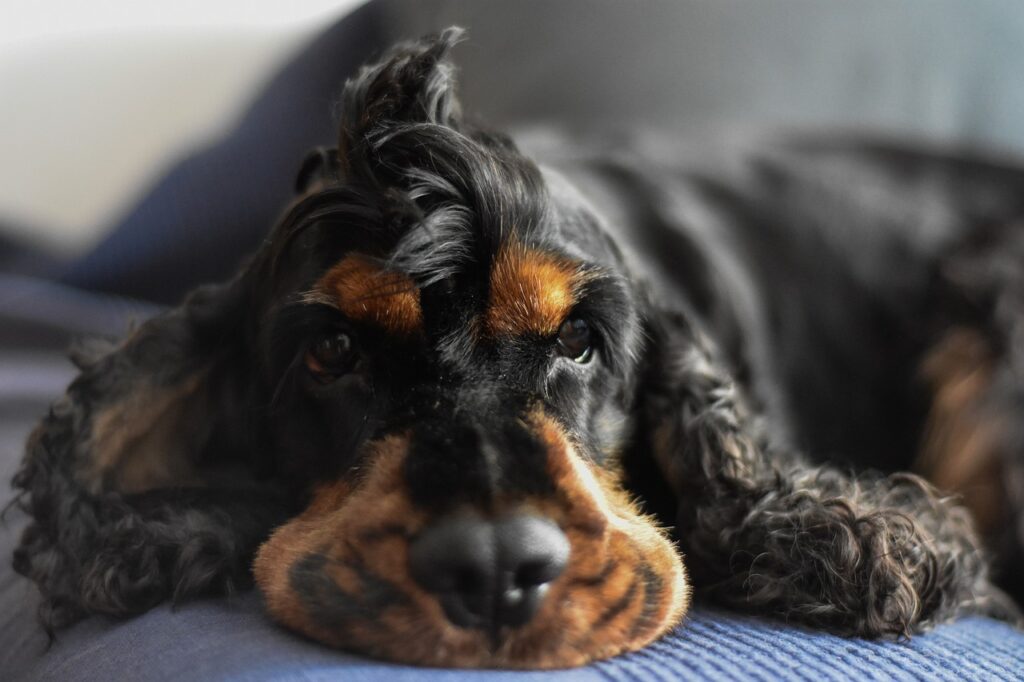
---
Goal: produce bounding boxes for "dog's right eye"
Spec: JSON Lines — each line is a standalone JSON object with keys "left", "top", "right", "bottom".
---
{"left": 305, "top": 332, "right": 356, "bottom": 380}
{"left": 557, "top": 318, "right": 594, "bottom": 364}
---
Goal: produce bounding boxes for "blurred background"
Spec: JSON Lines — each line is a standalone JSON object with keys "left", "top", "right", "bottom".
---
{"left": 2, "top": 0, "right": 1024, "bottom": 297}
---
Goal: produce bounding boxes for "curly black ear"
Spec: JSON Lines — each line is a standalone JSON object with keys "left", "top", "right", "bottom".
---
{"left": 635, "top": 307, "right": 1016, "bottom": 637}
{"left": 337, "top": 26, "right": 464, "bottom": 184}
{"left": 12, "top": 270, "right": 288, "bottom": 631}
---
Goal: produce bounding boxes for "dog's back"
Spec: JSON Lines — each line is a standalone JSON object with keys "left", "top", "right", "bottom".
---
{"left": 539, "top": 131, "right": 1024, "bottom": 598}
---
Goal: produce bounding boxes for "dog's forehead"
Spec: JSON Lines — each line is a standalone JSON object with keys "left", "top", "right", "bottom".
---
{"left": 315, "top": 253, "right": 423, "bottom": 336}
{"left": 289, "top": 163, "right": 635, "bottom": 362}
{"left": 310, "top": 239, "right": 589, "bottom": 343}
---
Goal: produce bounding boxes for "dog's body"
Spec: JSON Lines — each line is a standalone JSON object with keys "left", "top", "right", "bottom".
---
{"left": 11, "top": 31, "right": 1024, "bottom": 668}
{"left": 539, "top": 129, "right": 1024, "bottom": 604}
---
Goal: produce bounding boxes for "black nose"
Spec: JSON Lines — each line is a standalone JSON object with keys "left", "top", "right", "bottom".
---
{"left": 409, "top": 514, "right": 570, "bottom": 633}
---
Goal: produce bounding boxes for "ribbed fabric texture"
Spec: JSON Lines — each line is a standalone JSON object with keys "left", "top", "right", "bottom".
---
{"left": 596, "top": 609, "right": 1024, "bottom": 682}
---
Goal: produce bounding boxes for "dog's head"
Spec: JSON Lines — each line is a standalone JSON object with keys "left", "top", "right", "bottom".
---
{"left": 248, "top": 30, "right": 690, "bottom": 667}
{"left": 27, "top": 30, "right": 690, "bottom": 668}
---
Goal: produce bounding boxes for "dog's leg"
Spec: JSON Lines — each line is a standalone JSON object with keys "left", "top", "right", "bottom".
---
{"left": 640, "top": 309, "right": 1018, "bottom": 637}
{"left": 918, "top": 224, "right": 1024, "bottom": 605}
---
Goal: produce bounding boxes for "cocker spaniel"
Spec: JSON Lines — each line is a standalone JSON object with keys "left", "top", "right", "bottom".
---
{"left": 12, "top": 29, "right": 1024, "bottom": 669}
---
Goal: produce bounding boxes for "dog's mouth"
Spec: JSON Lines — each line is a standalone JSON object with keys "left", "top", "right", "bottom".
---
{"left": 253, "top": 416, "right": 689, "bottom": 669}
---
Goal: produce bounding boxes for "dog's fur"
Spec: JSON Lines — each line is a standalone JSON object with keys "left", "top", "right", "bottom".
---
{"left": 11, "top": 30, "right": 1024, "bottom": 668}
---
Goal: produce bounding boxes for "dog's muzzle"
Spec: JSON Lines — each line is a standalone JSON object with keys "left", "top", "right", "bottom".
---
{"left": 254, "top": 425, "right": 689, "bottom": 668}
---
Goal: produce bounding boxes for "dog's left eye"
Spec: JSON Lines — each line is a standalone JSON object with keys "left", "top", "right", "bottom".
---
{"left": 556, "top": 318, "right": 594, "bottom": 364}
{"left": 305, "top": 331, "right": 356, "bottom": 380}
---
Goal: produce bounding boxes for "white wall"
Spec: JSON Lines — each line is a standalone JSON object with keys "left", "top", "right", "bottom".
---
{"left": 0, "top": 0, "right": 355, "bottom": 46}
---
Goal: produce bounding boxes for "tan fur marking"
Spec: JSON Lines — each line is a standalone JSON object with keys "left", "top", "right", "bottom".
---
{"left": 254, "top": 435, "right": 427, "bottom": 643}
{"left": 85, "top": 372, "right": 208, "bottom": 493}
{"left": 917, "top": 329, "right": 1007, "bottom": 533}
{"left": 486, "top": 243, "right": 588, "bottom": 338}
{"left": 318, "top": 254, "right": 422, "bottom": 335}
{"left": 527, "top": 412, "right": 690, "bottom": 657}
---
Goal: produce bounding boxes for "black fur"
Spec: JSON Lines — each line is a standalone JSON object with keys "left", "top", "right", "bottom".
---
{"left": 12, "top": 279, "right": 293, "bottom": 631}
{"left": 637, "top": 308, "right": 1014, "bottom": 635}
{"left": 11, "top": 28, "right": 1024, "bottom": 651}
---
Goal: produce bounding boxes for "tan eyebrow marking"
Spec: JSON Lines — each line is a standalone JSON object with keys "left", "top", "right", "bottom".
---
{"left": 485, "top": 242, "right": 589, "bottom": 338}
{"left": 315, "top": 254, "right": 422, "bottom": 335}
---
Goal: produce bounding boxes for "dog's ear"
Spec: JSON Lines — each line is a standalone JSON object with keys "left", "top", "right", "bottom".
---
{"left": 634, "top": 306, "right": 1003, "bottom": 636}
{"left": 636, "top": 307, "right": 766, "bottom": 519}
{"left": 13, "top": 266, "right": 288, "bottom": 629}
{"left": 59, "top": 272, "right": 261, "bottom": 494}
{"left": 337, "top": 27, "right": 464, "bottom": 182}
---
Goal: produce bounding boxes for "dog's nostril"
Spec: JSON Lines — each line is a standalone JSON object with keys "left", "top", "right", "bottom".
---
{"left": 454, "top": 567, "right": 485, "bottom": 594}
{"left": 409, "top": 514, "right": 569, "bottom": 632}
{"left": 515, "top": 560, "right": 559, "bottom": 588}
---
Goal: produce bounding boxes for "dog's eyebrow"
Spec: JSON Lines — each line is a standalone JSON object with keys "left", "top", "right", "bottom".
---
{"left": 485, "top": 243, "right": 595, "bottom": 338}
{"left": 313, "top": 254, "right": 423, "bottom": 335}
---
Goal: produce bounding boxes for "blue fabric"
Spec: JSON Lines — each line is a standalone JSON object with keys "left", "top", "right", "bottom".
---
{"left": 5, "top": 593, "right": 1024, "bottom": 682}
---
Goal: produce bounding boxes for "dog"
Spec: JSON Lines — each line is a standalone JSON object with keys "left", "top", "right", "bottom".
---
{"left": 11, "top": 28, "right": 1024, "bottom": 669}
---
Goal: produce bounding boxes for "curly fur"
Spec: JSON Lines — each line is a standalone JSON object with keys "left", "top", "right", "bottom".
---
{"left": 638, "top": 310, "right": 1017, "bottom": 638}
{"left": 11, "top": 281, "right": 292, "bottom": 632}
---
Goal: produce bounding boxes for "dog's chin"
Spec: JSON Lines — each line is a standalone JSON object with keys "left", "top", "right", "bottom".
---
{"left": 252, "top": 432, "right": 690, "bottom": 669}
